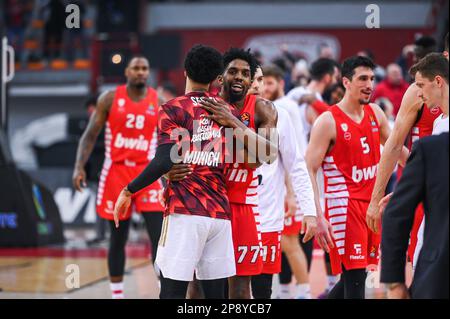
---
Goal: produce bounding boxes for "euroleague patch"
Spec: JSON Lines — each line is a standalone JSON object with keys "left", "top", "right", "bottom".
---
{"left": 240, "top": 112, "right": 251, "bottom": 127}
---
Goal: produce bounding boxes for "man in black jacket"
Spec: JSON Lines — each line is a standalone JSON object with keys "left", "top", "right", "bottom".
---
{"left": 380, "top": 132, "right": 449, "bottom": 299}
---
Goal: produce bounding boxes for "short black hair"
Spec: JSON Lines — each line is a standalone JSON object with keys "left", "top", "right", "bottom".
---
{"left": 410, "top": 52, "right": 449, "bottom": 84}
{"left": 341, "top": 56, "right": 376, "bottom": 80}
{"left": 414, "top": 36, "right": 437, "bottom": 60}
{"left": 184, "top": 44, "right": 224, "bottom": 84}
{"left": 310, "top": 58, "right": 340, "bottom": 81}
{"left": 223, "top": 47, "right": 258, "bottom": 79}
{"left": 127, "top": 55, "right": 149, "bottom": 67}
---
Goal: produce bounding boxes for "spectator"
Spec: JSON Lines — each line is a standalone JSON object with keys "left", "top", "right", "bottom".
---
{"left": 157, "top": 82, "right": 178, "bottom": 105}
{"left": 43, "top": 0, "right": 66, "bottom": 60}
{"left": 318, "top": 42, "right": 334, "bottom": 59}
{"left": 397, "top": 35, "right": 437, "bottom": 81}
{"left": 4, "top": 0, "right": 27, "bottom": 55}
{"left": 371, "top": 63, "right": 410, "bottom": 116}
{"left": 357, "top": 49, "right": 386, "bottom": 83}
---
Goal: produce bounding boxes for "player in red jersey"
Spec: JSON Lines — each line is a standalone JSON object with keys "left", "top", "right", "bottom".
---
{"left": 306, "top": 56, "right": 396, "bottom": 298}
{"left": 366, "top": 34, "right": 448, "bottom": 269}
{"left": 114, "top": 45, "right": 235, "bottom": 299}
{"left": 200, "top": 48, "right": 280, "bottom": 299}
{"left": 72, "top": 56, "right": 164, "bottom": 299}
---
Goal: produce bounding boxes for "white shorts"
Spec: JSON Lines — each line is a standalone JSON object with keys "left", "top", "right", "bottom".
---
{"left": 155, "top": 213, "right": 236, "bottom": 281}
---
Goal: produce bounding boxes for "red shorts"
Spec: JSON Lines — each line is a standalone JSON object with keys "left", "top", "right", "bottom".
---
{"left": 230, "top": 203, "right": 263, "bottom": 276}
{"left": 325, "top": 198, "right": 380, "bottom": 275}
{"left": 408, "top": 204, "right": 424, "bottom": 263}
{"left": 282, "top": 216, "right": 302, "bottom": 235}
{"left": 260, "top": 231, "right": 282, "bottom": 274}
{"left": 96, "top": 161, "right": 164, "bottom": 220}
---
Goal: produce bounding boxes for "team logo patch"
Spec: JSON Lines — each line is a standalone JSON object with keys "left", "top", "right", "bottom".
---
{"left": 430, "top": 106, "right": 440, "bottom": 115}
{"left": 344, "top": 131, "right": 352, "bottom": 141}
{"left": 118, "top": 98, "right": 125, "bottom": 107}
{"left": 240, "top": 112, "right": 251, "bottom": 127}
{"left": 341, "top": 123, "right": 348, "bottom": 132}
{"left": 146, "top": 104, "right": 155, "bottom": 115}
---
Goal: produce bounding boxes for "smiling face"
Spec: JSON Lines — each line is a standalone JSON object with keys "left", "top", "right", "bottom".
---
{"left": 222, "top": 59, "right": 253, "bottom": 103}
{"left": 343, "top": 66, "right": 375, "bottom": 105}
{"left": 125, "top": 57, "right": 150, "bottom": 89}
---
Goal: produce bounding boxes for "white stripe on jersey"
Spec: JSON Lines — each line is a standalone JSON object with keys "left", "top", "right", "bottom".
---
{"left": 97, "top": 157, "right": 113, "bottom": 206}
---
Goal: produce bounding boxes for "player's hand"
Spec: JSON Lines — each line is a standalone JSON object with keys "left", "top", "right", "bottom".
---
{"left": 315, "top": 215, "right": 334, "bottom": 253}
{"left": 366, "top": 192, "right": 392, "bottom": 233}
{"left": 72, "top": 166, "right": 87, "bottom": 192}
{"left": 200, "top": 98, "right": 238, "bottom": 128}
{"left": 301, "top": 216, "right": 317, "bottom": 243}
{"left": 113, "top": 188, "right": 132, "bottom": 228}
{"left": 386, "top": 283, "right": 410, "bottom": 299}
{"left": 284, "top": 193, "right": 297, "bottom": 218}
{"left": 164, "top": 164, "right": 193, "bottom": 181}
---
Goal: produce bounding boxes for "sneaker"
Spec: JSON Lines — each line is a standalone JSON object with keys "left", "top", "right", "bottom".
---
{"left": 317, "top": 289, "right": 330, "bottom": 299}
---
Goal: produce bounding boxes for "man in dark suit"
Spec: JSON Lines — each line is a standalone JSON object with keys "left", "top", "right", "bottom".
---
{"left": 380, "top": 132, "right": 449, "bottom": 299}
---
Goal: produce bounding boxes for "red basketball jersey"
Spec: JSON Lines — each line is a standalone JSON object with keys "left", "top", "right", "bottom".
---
{"left": 408, "top": 104, "right": 442, "bottom": 148}
{"left": 322, "top": 105, "right": 381, "bottom": 202}
{"left": 106, "top": 85, "right": 159, "bottom": 164}
{"left": 226, "top": 94, "right": 259, "bottom": 206}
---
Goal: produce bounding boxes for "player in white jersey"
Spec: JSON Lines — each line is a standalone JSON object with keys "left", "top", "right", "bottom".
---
{"left": 286, "top": 58, "right": 341, "bottom": 141}
{"left": 249, "top": 66, "right": 317, "bottom": 299}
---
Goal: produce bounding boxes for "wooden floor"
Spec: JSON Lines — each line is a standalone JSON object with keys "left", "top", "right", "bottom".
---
{"left": 0, "top": 228, "right": 411, "bottom": 299}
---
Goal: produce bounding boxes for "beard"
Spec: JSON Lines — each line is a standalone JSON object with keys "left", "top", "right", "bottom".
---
{"left": 359, "top": 98, "right": 371, "bottom": 105}
{"left": 131, "top": 81, "right": 146, "bottom": 90}
{"left": 225, "top": 82, "right": 247, "bottom": 103}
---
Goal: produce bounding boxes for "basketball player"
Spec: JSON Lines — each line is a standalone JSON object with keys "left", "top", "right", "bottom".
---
{"left": 72, "top": 56, "right": 164, "bottom": 299}
{"left": 366, "top": 34, "right": 448, "bottom": 267}
{"left": 256, "top": 64, "right": 317, "bottom": 299}
{"left": 199, "top": 48, "right": 279, "bottom": 299}
{"left": 306, "top": 56, "right": 395, "bottom": 299}
{"left": 114, "top": 45, "right": 235, "bottom": 299}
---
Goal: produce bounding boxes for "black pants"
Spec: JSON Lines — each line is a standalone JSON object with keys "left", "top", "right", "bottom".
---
{"left": 251, "top": 274, "right": 273, "bottom": 299}
{"left": 160, "top": 274, "right": 226, "bottom": 299}
{"left": 327, "top": 267, "right": 367, "bottom": 299}
{"left": 107, "top": 212, "right": 163, "bottom": 277}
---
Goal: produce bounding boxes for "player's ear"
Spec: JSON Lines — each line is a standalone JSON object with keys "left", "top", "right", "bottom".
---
{"left": 217, "top": 75, "right": 223, "bottom": 85}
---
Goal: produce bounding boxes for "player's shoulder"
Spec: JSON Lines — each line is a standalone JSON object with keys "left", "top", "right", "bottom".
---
{"left": 398, "top": 83, "right": 423, "bottom": 112}
{"left": 315, "top": 109, "right": 335, "bottom": 127}
{"left": 96, "top": 90, "right": 116, "bottom": 111}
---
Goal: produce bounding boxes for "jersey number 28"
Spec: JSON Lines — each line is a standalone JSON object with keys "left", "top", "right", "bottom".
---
{"left": 126, "top": 114, "right": 145, "bottom": 129}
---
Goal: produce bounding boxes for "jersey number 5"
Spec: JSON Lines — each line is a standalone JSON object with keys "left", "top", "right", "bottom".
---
{"left": 360, "top": 137, "right": 370, "bottom": 154}
{"left": 126, "top": 114, "right": 145, "bottom": 129}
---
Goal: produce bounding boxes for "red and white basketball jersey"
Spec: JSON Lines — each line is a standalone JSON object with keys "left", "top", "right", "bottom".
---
{"left": 409, "top": 104, "right": 442, "bottom": 147}
{"left": 322, "top": 105, "right": 381, "bottom": 202}
{"left": 226, "top": 94, "right": 259, "bottom": 206}
{"left": 105, "top": 85, "right": 159, "bottom": 164}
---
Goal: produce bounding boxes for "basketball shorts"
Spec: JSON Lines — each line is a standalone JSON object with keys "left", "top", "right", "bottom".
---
{"left": 325, "top": 197, "right": 380, "bottom": 275}
{"left": 155, "top": 213, "right": 236, "bottom": 281}
{"left": 260, "top": 231, "right": 282, "bottom": 274}
{"left": 230, "top": 203, "right": 263, "bottom": 276}
{"left": 96, "top": 160, "right": 164, "bottom": 220}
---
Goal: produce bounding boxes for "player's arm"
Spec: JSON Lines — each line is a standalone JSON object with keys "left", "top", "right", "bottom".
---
{"left": 366, "top": 85, "right": 421, "bottom": 233}
{"left": 200, "top": 98, "right": 278, "bottom": 164}
{"left": 72, "top": 90, "right": 114, "bottom": 191}
{"left": 305, "top": 112, "right": 335, "bottom": 252}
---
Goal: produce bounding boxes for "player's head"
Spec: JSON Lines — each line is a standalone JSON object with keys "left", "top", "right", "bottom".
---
{"left": 310, "top": 58, "right": 341, "bottom": 91}
{"left": 184, "top": 44, "right": 224, "bottom": 86}
{"left": 323, "top": 82, "right": 345, "bottom": 105}
{"left": 125, "top": 56, "right": 150, "bottom": 89}
{"left": 414, "top": 35, "right": 437, "bottom": 62}
{"left": 248, "top": 66, "right": 264, "bottom": 96}
{"left": 410, "top": 52, "right": 449, "bottom": 108}
{"left": 261, "top": 64, "right": 285, "bottom": 102}
{"left": 221, "top": 47, "right": 258, "bottom": 103}
{"left": 341, "top": 56, "right": 376, "bottom": 105}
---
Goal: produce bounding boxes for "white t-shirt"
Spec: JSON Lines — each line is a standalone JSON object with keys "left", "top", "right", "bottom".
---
{"left": 286, "top": 86, "right": 323, "bottom": 142}
{"left": 432, "top": 114, "right": 449, "bottom": 135}
{"left": 257, "top": 105, "right": 316, "bottom": 233}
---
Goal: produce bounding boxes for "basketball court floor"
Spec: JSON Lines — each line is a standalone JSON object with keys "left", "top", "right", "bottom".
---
{"left": 0, "top": 227, "right": 411, "bottom": 299}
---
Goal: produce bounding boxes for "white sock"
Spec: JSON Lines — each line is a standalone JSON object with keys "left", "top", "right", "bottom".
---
{"left": 110, "top": 282, "right": 124, "bottom": 299}
{"left": 327, "top": 275, "right": 339, "bottom": 290}
{"left": 295, "top": 283, "right": 311, "bottom": 299}
{"left": 278, "top": 284, "right": 291, "bottom": 299}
